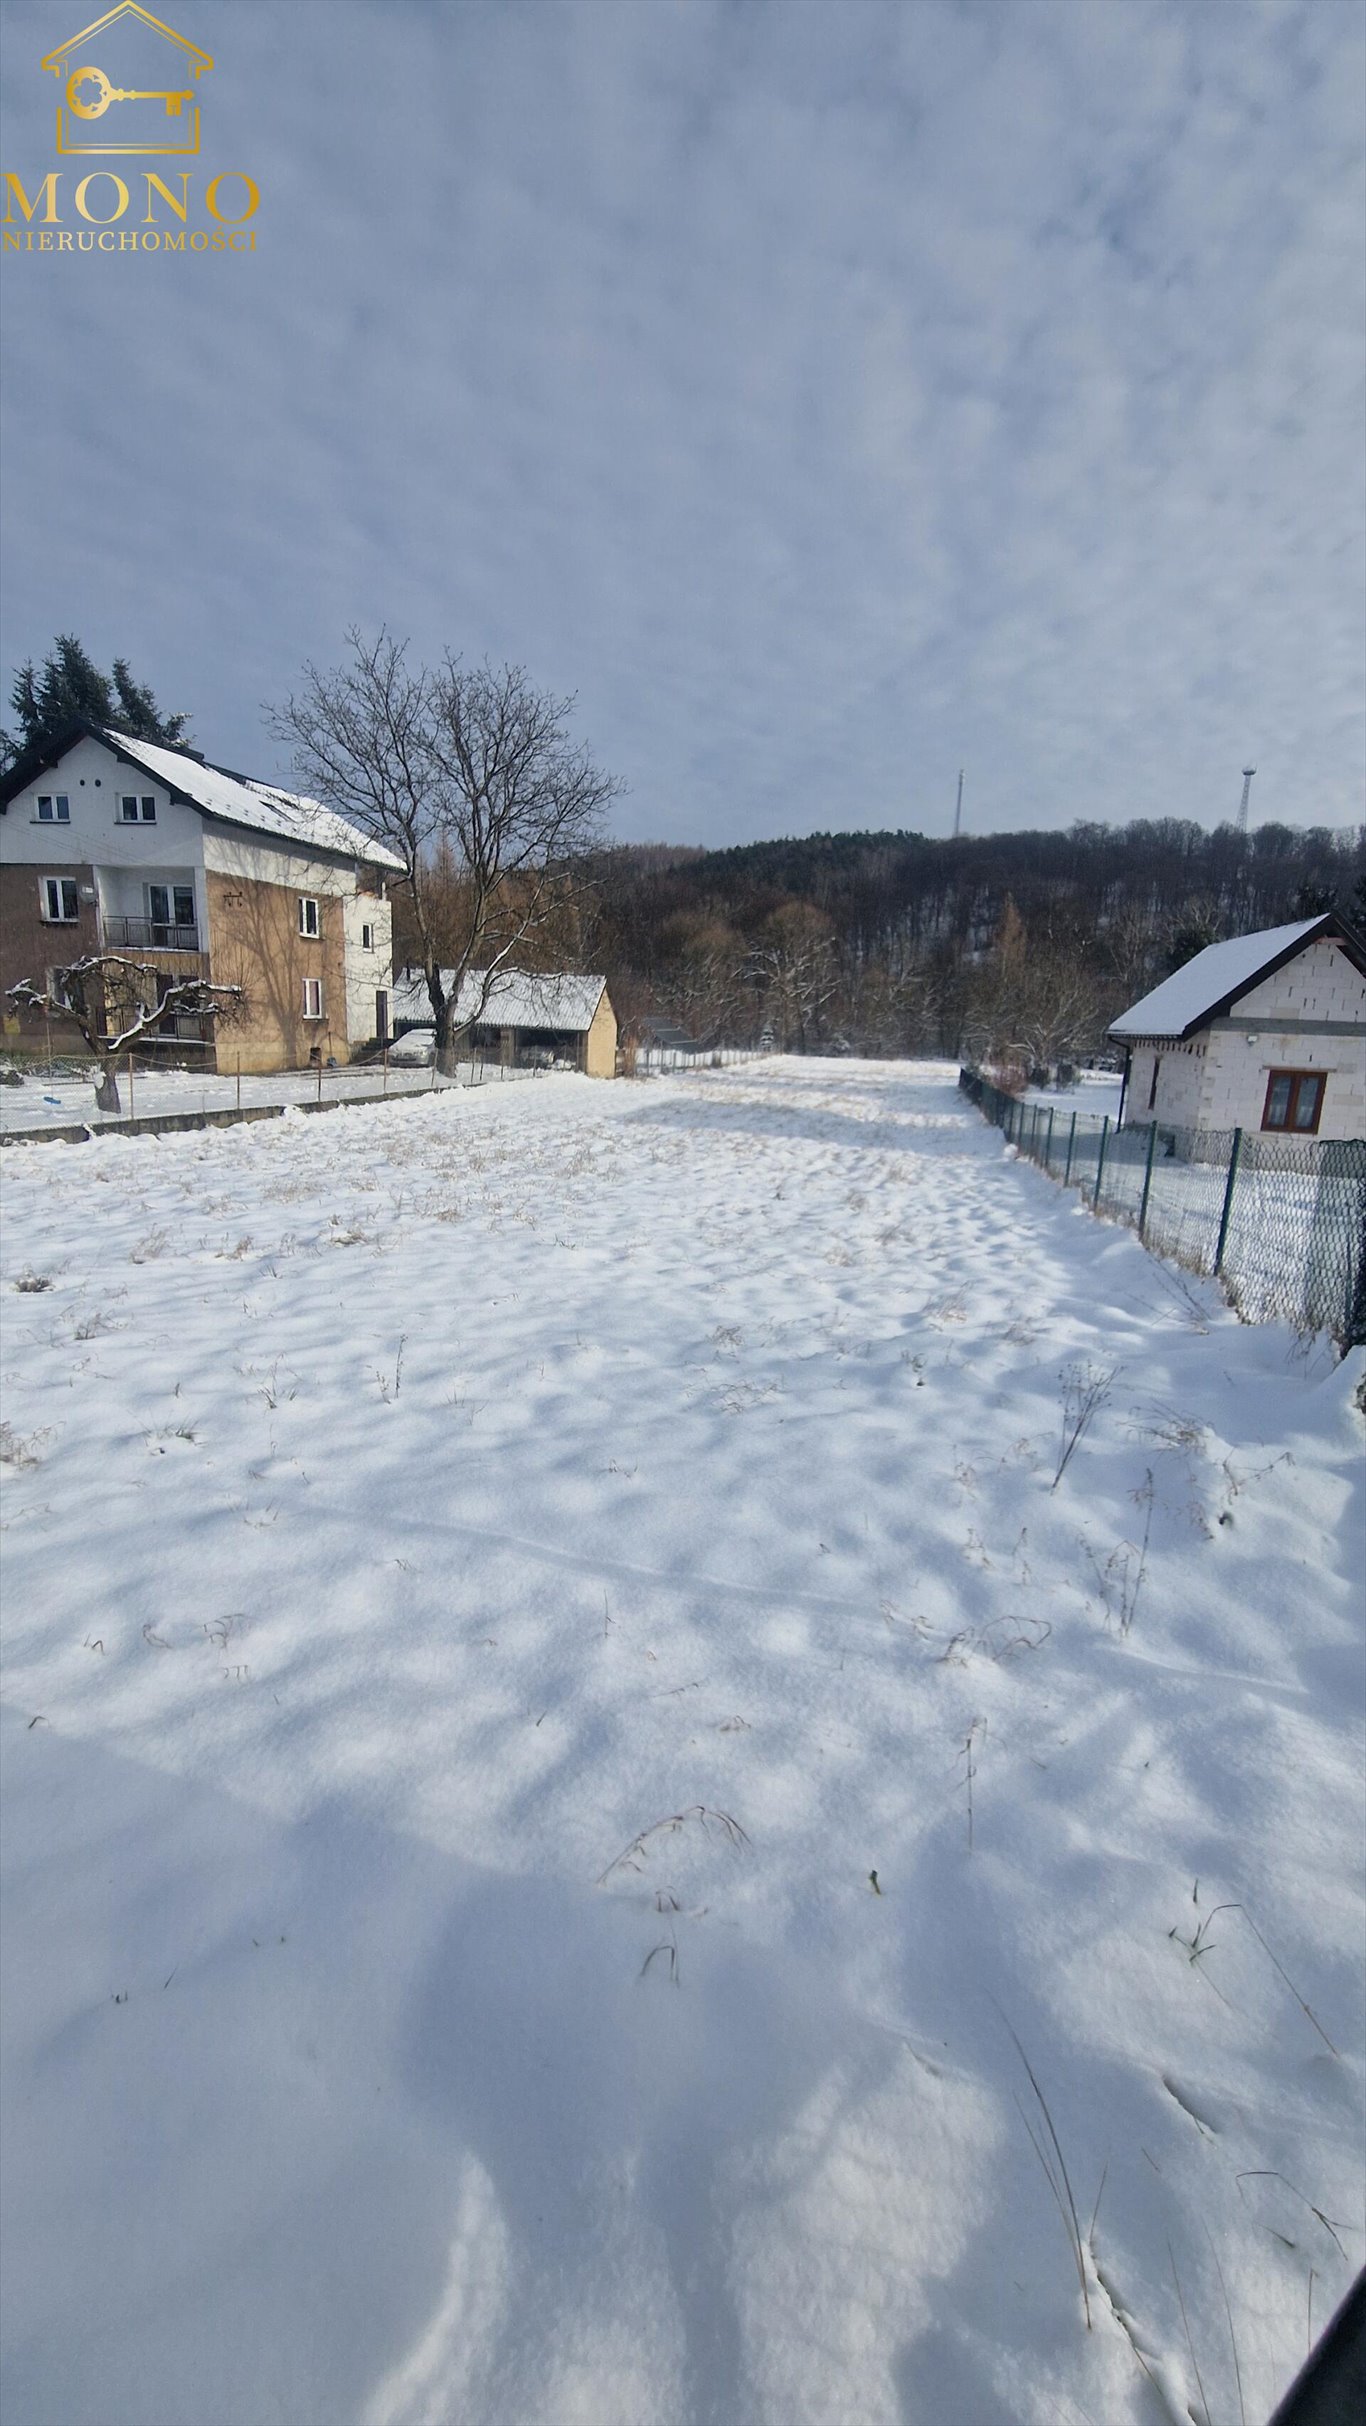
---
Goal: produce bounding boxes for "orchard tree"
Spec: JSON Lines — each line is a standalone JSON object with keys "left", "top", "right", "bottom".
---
{"left": 274, "top": 631, "right": 622, "bottom": 1070}
{"left": 8, "top": 958, "right": 243, "bottom": 1114}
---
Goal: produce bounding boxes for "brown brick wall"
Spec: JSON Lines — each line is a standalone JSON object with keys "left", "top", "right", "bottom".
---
{"left": 0, "top": 863, "right": 100, "bottom": 1053}
{"left": 206, "top": 871, "right": 351, "bottom": 1073}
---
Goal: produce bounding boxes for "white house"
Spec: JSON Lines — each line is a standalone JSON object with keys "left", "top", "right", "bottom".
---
{"left": 1109, "top": 913, "right": 1366, "bottom": 1140}
{"left": 1, "top": 722, "right": 404, "bottom": 1072}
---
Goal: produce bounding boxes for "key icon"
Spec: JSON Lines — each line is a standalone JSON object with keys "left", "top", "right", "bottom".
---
{"left": 66, "top": 66, "right": 188, "bottom": 119}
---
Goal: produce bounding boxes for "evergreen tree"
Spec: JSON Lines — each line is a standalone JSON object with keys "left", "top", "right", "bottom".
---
{"left": 2, "top": 635, "right": 189, "bottom": 771}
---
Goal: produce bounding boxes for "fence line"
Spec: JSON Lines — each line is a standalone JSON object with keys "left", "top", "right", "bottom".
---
{"left": 632, "top": 1046, "right": 771, "bottom": 1073}
{"left": 959, "top": 1069, "right": 1366, "bottom": 1348}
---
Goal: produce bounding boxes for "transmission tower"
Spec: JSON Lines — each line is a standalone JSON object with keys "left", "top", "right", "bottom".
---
{"left": 1236, "top": 766, "right": 1255, "bottom": 835}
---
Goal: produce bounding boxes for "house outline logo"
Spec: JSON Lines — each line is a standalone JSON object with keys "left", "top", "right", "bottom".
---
{"left": 40, "top": 4, "right": 214, "bottom": 158}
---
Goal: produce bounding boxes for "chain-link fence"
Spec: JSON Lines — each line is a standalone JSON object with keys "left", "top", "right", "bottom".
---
{"left": 959, "top": 1069, "right": 1366, "bottom": 1347}
{"left": 632, "top": 1046, "right": 771, "bottom": 1074}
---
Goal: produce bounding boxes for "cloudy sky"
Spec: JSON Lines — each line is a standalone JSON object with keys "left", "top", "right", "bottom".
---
{"left": 1, "top": 0, "right": 1362, "bottom": 845}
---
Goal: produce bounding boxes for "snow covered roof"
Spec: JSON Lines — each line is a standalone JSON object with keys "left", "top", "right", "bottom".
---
{"left": 392, "top": 969, "right": 607, "bottom": 1032}
{"left": 1107, "top": 916, "right": 1355, "bottom": 1041}
{"left": 99, "top": 731, "right": 407, "bottom": 872}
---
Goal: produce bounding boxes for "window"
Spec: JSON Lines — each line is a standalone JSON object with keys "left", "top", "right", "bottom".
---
{"left": 1146, "top": 1053, "right": 1160, "bottom": 1111}
{"left": 36, "top": 794, "right": 70, "bottom": 822}
{"left": 146, "top": 884, "right": 196, "bottom": 940}
{"left": 302, "top": 977, "right": 324, "bottom": 1020}
{"left": 40, "top": 877, "right": 79, "bottom": 922}
{"left": 1262, "top": 1069, "right": 1325, "bottom": 1135}
{"left": 119, "top": 794, "right": 156, "bottom": 824}
{"left": 299, "top": 896, "right": 321, "bottom": 938}
{"left": 361, "top": 922, "right": 375, "bottom": 952}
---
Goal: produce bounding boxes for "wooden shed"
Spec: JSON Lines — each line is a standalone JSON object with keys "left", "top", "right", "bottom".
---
{"left": 392, "top": 969, "right": 618, "bottom": 1076}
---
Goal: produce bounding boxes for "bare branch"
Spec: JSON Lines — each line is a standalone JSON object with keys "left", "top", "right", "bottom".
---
{"left": 271, "top": 637, "right": 622, "bottom": 1064}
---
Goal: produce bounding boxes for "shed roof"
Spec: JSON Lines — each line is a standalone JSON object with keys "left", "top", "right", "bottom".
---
{"left": 1108, "top": 915, "right": 1362, "bottom": 1042}
{"left": 393, "top": 969, "right": 608, "bottom": 1033}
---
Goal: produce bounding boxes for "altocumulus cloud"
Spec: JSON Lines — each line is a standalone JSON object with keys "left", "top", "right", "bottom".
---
{"left": 1, "top": 0, "right": 1361, "bottom": 843}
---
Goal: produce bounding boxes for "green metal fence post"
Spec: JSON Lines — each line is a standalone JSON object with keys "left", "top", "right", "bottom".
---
{"left": 1214, "top": 1128, "right": 1243, "bottom": 1275}
{"left": 1046, "top": 1106, "right": 1056, "bottom": 1170}
{"left": 1063, "top": 1110, "right": 1077, "bottom": 1185}
{"left": 1093, "top": 1115, "right": 1111, "bottom": 1209}
{"left": 1137, "top": 1120, "right": 1159, "bottom": 1239}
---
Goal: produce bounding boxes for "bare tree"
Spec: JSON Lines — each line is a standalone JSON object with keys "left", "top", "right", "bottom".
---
{"left": 655, "top": 913, "right": 750, "bottom": 1042}
{"left": 8, "top": 957, "right": 244, "bottom": 1113}
{"left": 749, "top": 902, "right": 840, "bottom": 1053}
{"left": 273, "top": 631, "right": 622, "bottom": 1070}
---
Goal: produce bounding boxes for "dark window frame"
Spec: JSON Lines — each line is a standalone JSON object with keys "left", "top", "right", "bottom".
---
{"left": 1261, "top": 1068, "right": 1326, "bottom": 1134}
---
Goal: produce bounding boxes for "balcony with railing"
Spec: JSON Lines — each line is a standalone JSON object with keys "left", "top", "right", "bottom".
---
{"left": 100, "top": 914, "right": 203, "bottom": 955}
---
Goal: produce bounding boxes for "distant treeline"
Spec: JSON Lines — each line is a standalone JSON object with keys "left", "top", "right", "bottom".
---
{"left": 575, "top": 817, "right": 1366, "bottom": 1069}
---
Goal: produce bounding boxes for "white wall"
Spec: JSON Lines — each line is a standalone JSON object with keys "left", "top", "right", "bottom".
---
{"left": 1197, "top": 941, "right": 1366, "bottom": 1139}
{"left": 1233, "top": 937, "right": 1366, "bottom": 1027}
{"left": 1123, "top": 1039, "right": 1206, "bottom": 1128}
{"left": 1200, "top": 1024, "right": 1365, "bottom": 1138}
{"left": 341, "top": 894, "right": 393, "bottom": 1044}
{"left": 0, "top": 733, "right": 206, "bottom": 871}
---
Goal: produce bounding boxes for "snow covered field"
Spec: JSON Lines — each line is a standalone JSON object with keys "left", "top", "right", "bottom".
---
{"left": 1021, "top": 1072, "right": 1125, "bottom": 1121}
{"left": 1, "top": 1060, "right": 1361, "bottom": 2426}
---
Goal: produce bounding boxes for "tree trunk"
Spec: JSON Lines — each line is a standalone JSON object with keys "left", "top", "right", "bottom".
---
{"left": 432, "top": 992, "right": 459, "bottom": 1076}
{"left": 93, "top": 1061, "right": 121, "bottom": 1115}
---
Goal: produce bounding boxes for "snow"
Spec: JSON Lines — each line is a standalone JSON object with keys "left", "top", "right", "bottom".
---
{"left": 1, "top": 1059, "right": 1361, "bottom": 2426}
{"left": 1021, "top": 1070, "right": 1125, "bottom": 1119}
{"left": 100, "top": 729, "right": 407, "bottom": 873}
{"left": 1108, "top": 918, "right": 1326, "bottom": 1040}
{"left": 391, "top": 969, "right": 607, "bottom": 1032}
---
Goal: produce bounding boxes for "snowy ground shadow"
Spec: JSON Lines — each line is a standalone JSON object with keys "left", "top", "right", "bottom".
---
{"left": 3, "top": 1715, "right": 923, "bottom": 2426}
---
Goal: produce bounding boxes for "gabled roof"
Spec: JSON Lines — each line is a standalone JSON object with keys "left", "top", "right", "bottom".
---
{"left": 0, "top": 721, "right": 405, "bottom": 874}
{"left": 393, "top": 969, "right": 608, "bottom": 1033}
{"left": 1108, "top": 914, "right": 1365, "bottom": 1042}
{"left": 41, "top": 6, "right": 213, "bottom": 72}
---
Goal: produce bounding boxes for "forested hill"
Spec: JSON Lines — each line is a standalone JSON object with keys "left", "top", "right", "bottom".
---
{"left": 578, "top": 816, "right": 1364, "bottom": 1065}
{"left": 614, "top": 817, "right": 1360, "bottom": 944}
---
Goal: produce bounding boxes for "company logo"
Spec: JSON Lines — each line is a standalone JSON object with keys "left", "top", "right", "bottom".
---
{"left": 4, "top": 6, "right": 259, "bottom": 255}
{"left": 42, "top": 4, "right": 213, "bottom": 157}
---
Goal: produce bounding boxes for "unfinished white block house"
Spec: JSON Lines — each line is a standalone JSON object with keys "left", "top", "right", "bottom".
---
{"left": 0, "top": 723, "right": 403, "bottom": 1073}
{"left": 1110, "top": 913, "right": 1366, "bottom": 1140}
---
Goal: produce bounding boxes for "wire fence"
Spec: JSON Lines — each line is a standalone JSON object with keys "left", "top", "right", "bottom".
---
{"left": 959, "top": 1069, "right": 1366, "bottom": 1348}
{"left": 632, "top": 1046, "right": 771, "bottom": 1074}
